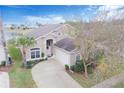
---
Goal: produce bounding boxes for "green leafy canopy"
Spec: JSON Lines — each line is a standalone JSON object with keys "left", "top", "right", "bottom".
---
{"left": 16, "top": 35, "right": 36, "bottom": 47}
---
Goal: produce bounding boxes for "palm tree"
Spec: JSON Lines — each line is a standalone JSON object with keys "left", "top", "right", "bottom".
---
{"left": 0, "top": 11, "right": 9, "bottom": 66}
{"left": 16, "top": 35, "right": 35, "bottom": 67}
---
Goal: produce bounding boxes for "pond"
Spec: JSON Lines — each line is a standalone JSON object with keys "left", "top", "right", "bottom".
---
{"left": 3, "top": 29, "right": 21, "bottom": 41}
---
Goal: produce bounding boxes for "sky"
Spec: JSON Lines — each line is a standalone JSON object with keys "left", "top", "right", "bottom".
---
{"left": 0, "top": 5, "right": 124, "bottom": 26}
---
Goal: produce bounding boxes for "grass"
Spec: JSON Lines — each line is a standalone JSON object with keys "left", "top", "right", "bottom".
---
{"left": 68, "top": 72, "right": 93, "bottom": 88}
{"left": 113, "top": 81, "right": 124, "bottom": 88}
{"left": 8, "top": 45, "right": 22, "bottom": 61}
{"left": 8, "top": 45, "right": 37, "bottom": 88}
{"left": 9, "top": 61, "right": 37, "bottom": 88}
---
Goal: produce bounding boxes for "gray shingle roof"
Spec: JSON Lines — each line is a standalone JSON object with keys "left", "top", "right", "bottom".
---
{"left": 27, "top": 24, "right": 62, "bottom": 39}
{"left": 55, "top": 37, "right": 76, "bottom": 52}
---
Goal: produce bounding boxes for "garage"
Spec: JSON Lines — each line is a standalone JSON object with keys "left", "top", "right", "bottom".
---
{"left": 54, "top": 47, "right": 70, "bottom": 66}
{"left": 54, "top": 37, "right": 79, "bottom": 67}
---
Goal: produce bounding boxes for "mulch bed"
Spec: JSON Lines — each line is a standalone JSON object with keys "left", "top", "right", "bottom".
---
{"left": 0, "top": 65, "right": 12, "bottom": 72}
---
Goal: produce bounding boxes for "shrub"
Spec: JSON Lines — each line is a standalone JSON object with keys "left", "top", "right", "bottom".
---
{"left": 65, "top": 64, "right": 69, "bottom": 70}
{"left": 0, "top": 61, "right": 6, "bottom": 67}
{"left": 76, "top": 60, "right": 84, "bottom": 71}
{"left": 35, "top": 59, "right": 42, "bottom": 62}
{"left": 70, "top": 65, "right": 75, "bottom": 71}
{"left": 74, "top": 63, "right": 83, "bottom": 72}
{"left": 70, "top": 60, "right": 84, "bottom": 73}
{"left": 26, "top": 61, "right": 35, "bottom": 69}
{"left": 41, "top": 52, "right": 45, "bottom": 58}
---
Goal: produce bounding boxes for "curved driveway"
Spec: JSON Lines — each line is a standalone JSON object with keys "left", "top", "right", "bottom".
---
{"left": 32, "top": 59, "right": 82, "bottom": 88}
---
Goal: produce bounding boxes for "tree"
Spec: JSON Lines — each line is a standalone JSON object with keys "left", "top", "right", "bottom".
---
{"left": 15, "top": 35, "right": 36, "bottom": 67}
{"left": 10, "top": 24, "right": 16, "bottom": 30}
{"left": 75, "top": 34, "right": 95, "bottom": 78}
{"left": 74, "top": 21, "right": 99, "bottom": 78}
{"left": 74, "top": 18, "right": 124, "bottom": 78}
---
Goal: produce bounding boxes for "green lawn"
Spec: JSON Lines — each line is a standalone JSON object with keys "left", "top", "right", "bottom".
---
{"left": 113, "top": 81, "right": 124, "bottom": 88}
{"left": 8, "top": 45, "right": 22, "bottom": 61}
{"left": 67, "top": 72, "right": 93, "bottom": 88}
{"left": 8, "top": 45, "right": 37, "bottom": 88}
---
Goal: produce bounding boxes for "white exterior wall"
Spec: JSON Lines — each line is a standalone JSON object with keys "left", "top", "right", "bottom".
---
{"left": 43, "top": 34, "right": 57, "bottom": 56}
{"left": 0, "top": 46, "right": 6, "bottom": 64}
{"left": 25, "top": 24, "right": 73, "bottom": 61}
{"left": 70, "top": 51, "right": 81, "bottom": 66}
{"left": 54, "top": 47, "right": 80, "bottom": 67}
{"left": 54, "top": 47, "right": 71, "bottom": 66}
{"left": 70, "top": 53, "right": 77, "bottom": 66}
{"left": 26, "top": 38, "right": 43, "bottom": 61}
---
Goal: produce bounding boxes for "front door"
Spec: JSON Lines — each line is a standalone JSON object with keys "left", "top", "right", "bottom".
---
{"left": 46, "top": 39, "right": 53, "bottom": 57}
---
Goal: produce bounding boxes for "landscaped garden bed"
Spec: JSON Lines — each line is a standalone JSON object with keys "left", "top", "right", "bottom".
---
{"left": 26, "top": 58, "right": 47, "bottom": 69}
{"left": 67, "top": 54, "right": 124, "bottom": 88}
{"left": 113, "top": 81, "right": 124, "bottom": 88}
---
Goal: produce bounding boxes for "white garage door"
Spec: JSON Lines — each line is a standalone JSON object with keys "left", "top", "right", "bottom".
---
{"left": 55, "top": 48, "right": 70, "bottom": 66}
{"left": 0, "top": 46, "right": 6, "bottom": 63}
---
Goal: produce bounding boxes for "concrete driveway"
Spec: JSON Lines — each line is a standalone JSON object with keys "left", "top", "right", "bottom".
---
{"left": 0, "top": 72, "right": 9, "bottom": 88}
{"left": 32, "top": 59, "right": 82, "bottom": 88}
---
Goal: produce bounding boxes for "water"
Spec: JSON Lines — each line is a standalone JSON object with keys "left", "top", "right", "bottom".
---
{"left": 3, "top": 29, "right": 20, "bottom": 41}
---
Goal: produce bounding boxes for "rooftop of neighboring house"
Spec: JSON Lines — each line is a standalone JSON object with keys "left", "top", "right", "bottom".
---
{"left": 54, "top": 37, "right": 76, "bottom": 52}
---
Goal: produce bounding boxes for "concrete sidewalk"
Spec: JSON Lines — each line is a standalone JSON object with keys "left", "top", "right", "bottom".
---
{"left": 0, "top": 72, "right": 9, "bottom": 88}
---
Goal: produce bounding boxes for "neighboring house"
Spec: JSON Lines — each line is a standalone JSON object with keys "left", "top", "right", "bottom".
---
{"left": 26, "top": 24, "right": 81, "bottom": 67}
{"left": 0, "top": 36, "right": 6, "bottom": 64}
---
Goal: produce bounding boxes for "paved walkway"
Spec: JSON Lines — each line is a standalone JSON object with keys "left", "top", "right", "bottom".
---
{"left": 0, "top": 72, "right": 9, "bottom": 88}
{"left": 92, "top": 73, "right": 124, "bottom": 88}
{"left": 32, "top": 59, "right": 82, "bottom": 88}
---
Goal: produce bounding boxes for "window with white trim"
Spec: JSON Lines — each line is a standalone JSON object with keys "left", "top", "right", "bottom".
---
{"left": 30, "top": 48, "right": 40, "bottom": 59}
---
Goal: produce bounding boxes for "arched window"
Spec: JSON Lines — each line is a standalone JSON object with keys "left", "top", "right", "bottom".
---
{"left": 30, "top": 48, "right": 40, "bottom": 59}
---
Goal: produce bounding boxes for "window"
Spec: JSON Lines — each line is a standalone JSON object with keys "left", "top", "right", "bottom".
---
{"left": 31, "top": 51, "right": 35, "bottom": 58}
{"left": 76, "top": 54, "right": 80, "bottom": 62}
{"left": 30, "top": 48, "right": 40, "bottom": 59}
{"left": 36, "top": 51, "right": 40, "bottom": 58}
